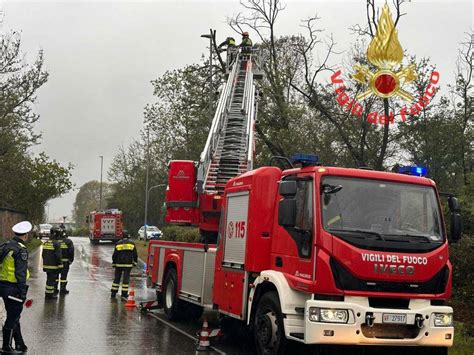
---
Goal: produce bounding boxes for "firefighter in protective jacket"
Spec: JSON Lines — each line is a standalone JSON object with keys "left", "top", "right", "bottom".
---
{"left": 111, "top": 231, "right": 137, "bottom": 298}
{"left": 58, "top": 230, "right": 74, "bottom": 294}
{"left": 42, "top": 228, "right": 63, "bottom": 299}
{"left": 0, "top": 221, "right": 31, "bottom": 354}
{"left": 239, "top": 32, "right": 253, "bottom": 54}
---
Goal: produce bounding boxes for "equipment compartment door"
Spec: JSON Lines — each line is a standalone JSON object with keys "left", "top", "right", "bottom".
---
{"left": 220, "top": 269, "right": 246, "bottom": 319}
{"left": 101, "top": 218, "right": 116, "bottom": 234}
{"left": 223, "top": 191, "right": 249, "bottom": 266}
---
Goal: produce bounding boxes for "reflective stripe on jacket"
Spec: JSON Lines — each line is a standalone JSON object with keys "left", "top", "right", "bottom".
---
{"left": 112, "top": 238, "right": 138, "bottom": 268}
{"left": 42, "top": 240, "right": 63, "bottom": 271}
{"left": 60, "top": 238, "right": 75, "bottom": 263}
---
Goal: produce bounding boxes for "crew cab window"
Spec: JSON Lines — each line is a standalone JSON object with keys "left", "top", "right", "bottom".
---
{"left": 281, "top": 178, "right": 314, "bottom": 259}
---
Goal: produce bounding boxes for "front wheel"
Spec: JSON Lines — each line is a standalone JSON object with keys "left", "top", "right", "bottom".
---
{"left": 253, "top": 291, "right": 286, "bottom": 355}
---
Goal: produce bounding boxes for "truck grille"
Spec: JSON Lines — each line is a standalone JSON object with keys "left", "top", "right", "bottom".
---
{"left": 361, "top": 324, "right": 420, "bottom": 339}
{"left": 330, "top": 258, "right": 449, "bottom": 294}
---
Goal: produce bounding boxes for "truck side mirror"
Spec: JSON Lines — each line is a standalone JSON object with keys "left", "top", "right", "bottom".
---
{"left": 278, "top": 199, "right": 296, "bottom": 227}
{"left": 279, "top": 180, "right": 297, "bottom": 196}
{"left": 448, "top": 196, "right": 460, "bottom": 212}
{"left": 446, "top": 196, "right": 462, "bottom": 243}
{"left": 450, "top": 212, "right": 462, "bottom": 243}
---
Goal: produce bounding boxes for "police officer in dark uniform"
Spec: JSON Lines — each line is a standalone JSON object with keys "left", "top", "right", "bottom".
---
{"left": 111, "top": 231, "right": 137, "bottom": 298}
{"left": 58, "top": 230, "right": 74, "bottom": 294}
{"left": 42, "top": 227, "right": 63, "bottom": 299}
{"left": 0, "top": 221, "right": 31, "bottom": 354}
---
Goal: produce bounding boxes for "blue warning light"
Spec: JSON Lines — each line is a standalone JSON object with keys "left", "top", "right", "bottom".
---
{"left": 399, "top": 165, "right": 428, "bottom": 177}
{"left": 291, "top": 153, "right": 319, "bottom": 166}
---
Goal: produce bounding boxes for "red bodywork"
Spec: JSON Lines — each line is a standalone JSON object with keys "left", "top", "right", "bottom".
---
{"left": 89, "top": 210, "right": 123, "bottom": 242}
{"left": 152, "top": 165, "right": 451, "bottom": 321}
{"left": 165, "top": 160, "right": 222, "bottom": 232}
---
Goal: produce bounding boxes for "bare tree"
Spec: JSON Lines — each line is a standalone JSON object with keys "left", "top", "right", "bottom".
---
{"left": 453, "top": 32, "right": 473, "bottom": 185}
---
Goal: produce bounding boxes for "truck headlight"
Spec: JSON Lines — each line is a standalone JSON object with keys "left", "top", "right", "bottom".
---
{"left": 433, "top": 313, "right": 453, "bottom": 327}
{"left": 308, "top": 307, "right": 349, "bottom": 323}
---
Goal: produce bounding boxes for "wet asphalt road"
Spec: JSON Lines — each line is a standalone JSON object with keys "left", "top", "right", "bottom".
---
{"left": 0, "top": 237, "right": 236, "bottom": 355}
{"left": 0, "top": 237, "right": 420, "bottom": 355}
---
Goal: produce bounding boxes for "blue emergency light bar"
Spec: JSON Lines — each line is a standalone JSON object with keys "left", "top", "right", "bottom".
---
{"left": 291, "top": 153, "right": 319, "bottom": 166}
{"left": 399, "top": 165, "right": 428, "bottom": 177}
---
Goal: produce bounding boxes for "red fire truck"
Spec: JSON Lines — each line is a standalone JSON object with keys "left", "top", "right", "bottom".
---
{"left": 148, "top": 155, "right": 461, "bottom": 354}
{"left": 147, "top": 51, "right": 461, "bottom": 354}
{"left": 88, "top": 209, "right": 123, "bottom": 244}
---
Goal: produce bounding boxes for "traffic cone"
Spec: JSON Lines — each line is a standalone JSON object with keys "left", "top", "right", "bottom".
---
{"left": 124, "top": 283, "right": 136, "bottom": 308}
{"left": 196, "top": 318, "right": 211, "bottom": 352}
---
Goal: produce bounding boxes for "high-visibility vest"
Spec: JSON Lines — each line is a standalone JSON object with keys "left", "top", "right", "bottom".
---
{"left": 241, "top": 38, "right": 253, "bottom": 47}
{"left": 0, "top": 243, "right": 30, "bottom": 283}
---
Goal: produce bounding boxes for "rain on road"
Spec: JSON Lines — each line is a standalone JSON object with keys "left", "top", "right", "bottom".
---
{"left": 0, "top": 237, "right": 410, "bottom": 355}
{"left": 0, "top": 237, "right": 243, "bottom": 355}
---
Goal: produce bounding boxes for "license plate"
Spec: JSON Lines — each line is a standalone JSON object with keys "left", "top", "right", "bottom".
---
{"left": 382, "top": 313, "right": 407, "bottom": 324}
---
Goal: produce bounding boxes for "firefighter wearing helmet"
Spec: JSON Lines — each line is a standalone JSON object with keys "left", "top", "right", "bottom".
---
{"left": 42, "top": 227, "right": 63, "bottom": 299}
{"left": 218, "top": 37, "right": 237, "bottom": 69}
{"left": 240, "top": 32, "right": 253, "bottom": 54}
{"left": 58, "top": 229, "right": 74, "bottom": 294}
{"left": 111, "top": 231, "right": 137, "bottom": 298}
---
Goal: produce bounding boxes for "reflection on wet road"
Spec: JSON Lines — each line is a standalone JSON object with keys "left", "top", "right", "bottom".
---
{"left": 0, "top": 237, "right": 204, "bottom": 354}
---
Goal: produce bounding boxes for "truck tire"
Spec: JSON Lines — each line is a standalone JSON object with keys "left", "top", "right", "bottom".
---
{"left": 163, "top": 268, "right": 186, "bottom": 320}
{"left": 254, "top": 291, "right": 286, "bottom": 355}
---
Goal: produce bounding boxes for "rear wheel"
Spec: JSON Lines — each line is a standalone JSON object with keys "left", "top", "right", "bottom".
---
{"left": 253, "top": 291, "right": 286, "bottom": 355}
{"left": 162, "top": 268, "right": 186, "bottom": 320}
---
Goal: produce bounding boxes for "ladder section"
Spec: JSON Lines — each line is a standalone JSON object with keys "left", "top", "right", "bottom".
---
{"left": 203, "top": 54, "right": 257, "bottom": 192}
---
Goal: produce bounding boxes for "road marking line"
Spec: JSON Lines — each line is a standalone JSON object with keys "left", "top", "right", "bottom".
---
{"left": 146, "top": 312, "right": 226, "bottom": 355}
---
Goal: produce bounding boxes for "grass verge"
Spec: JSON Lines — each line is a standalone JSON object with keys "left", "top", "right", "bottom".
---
{"left": 451, "top": 322, "right": 474, "bottom": 354}
{"left": 0, "top": 237, "right": 42, "bottom": 253}
{"left": 25, "top": 237, "right": 42, "bottom": 252}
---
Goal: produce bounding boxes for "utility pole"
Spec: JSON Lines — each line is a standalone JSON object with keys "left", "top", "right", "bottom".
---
{"left": 99, "top": 155, "right": 103, "bottom": 210}
{"left": 143, "top": 129, "right": 150, "bottom": 239}
{"left": 201, "top": 29, "right": 214, "bottom": 124}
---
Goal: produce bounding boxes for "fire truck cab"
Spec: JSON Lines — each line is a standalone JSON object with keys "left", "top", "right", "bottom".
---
{"left": 147, "top": 155, "right": 461, "bottom": 354}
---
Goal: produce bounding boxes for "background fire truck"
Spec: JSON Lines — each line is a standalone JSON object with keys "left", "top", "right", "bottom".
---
{"left": 88, "top": 209, "right": 123, "bottom": 244}
{"left": 146, "top": 50, "right": 462, "bottom": 354}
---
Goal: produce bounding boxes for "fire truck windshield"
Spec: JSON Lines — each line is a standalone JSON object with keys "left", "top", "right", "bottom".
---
{"left": 321, "top": 176, "right": 444, "bottom": 248}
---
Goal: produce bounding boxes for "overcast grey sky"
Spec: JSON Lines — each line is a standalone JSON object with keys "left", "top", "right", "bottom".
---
{"left": 1, "top": 0, "right": 472, "bottom": 222}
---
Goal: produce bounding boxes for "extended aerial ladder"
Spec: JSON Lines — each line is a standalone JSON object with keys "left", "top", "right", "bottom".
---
{"left": 165, "top": 49, "right": 262, "bottom": 239}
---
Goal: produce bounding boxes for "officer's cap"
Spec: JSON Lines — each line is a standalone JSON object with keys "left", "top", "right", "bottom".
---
{"left": 12, "top": 221, "right": 33, "bottom": 235}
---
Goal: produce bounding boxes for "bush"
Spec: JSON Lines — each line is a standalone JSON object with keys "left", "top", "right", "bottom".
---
{"left": 161, "top": 226, "right": 200, "bottom": 243}
{"left": 451, "top": 236, "right": 474, "bottom": 302}
{"left": 73, "top": 226, "right": 89, "bottom": 236}
{"left": 450, "top": 235, "right": 474, "bottom": 336}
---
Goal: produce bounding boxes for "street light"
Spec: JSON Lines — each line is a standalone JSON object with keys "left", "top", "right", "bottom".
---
{"left": 201, "top": 30, "right": 214, "bottom": 124}
{"left": 99, "top": 156, "right": 103, "bottom": 210}
{"left": 143, "top": 129, "right": 150, "bottom": 240}
{"left": 144, "top": 183, "right": 166, "bottom": 242}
